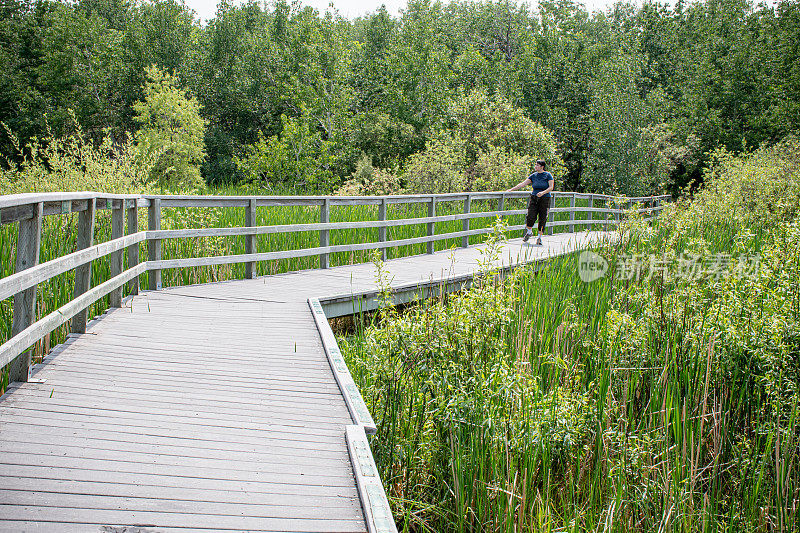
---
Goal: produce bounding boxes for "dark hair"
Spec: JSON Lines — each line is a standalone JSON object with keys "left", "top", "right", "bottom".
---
{"left": 536, "top": 159, "right": 547, "bottom": 170}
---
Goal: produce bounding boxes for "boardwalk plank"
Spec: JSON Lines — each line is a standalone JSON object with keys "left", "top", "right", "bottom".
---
{"left": 0, "top": 426, "right": 348, "bottom": 460}
{"left": 0, "top": 432, "right": 348, "bottom": 464}
{"left": 0, "top": 407, "right": 349, "bottom": 440}
{"left": 0, "top": 443, "right": 353, "bottom": 478}
{"left": 9, "top": 378, "right": 347, "bottom": 406}
{"left": 4, "top": 382, "right": 349, "bottom": 413}
{"left": 0, "top": 506, "right": 367, "bottom": 532}
{"left": 0, "top": 412, "right": 350, "bottom": 448}
{"left": 5, "top": 388, "right": 352, "bottom": 423}
{"left": 0, "top": 452, "right": 356, "bottom": 485}
{"left": 0, "top": 490, "right": 362, "bottom": 520}
{"left": 36, "top": 360, "right": 339, "bottom": 387}
{"left": 0, "top": 478, "right": 358, "bottom": 507}
{"left": 0, "top": 466, "right": 361, "bottom": 498}
{"left": 0, "top": 396, "right": 353, "bottom": 429}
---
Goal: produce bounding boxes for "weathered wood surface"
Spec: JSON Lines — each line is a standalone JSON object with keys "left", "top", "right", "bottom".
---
{"left": 9, "top": 202, "right": 43, "bottom": 382}
{"left": 0, "top": 231, "right": 612, "bottom": 532}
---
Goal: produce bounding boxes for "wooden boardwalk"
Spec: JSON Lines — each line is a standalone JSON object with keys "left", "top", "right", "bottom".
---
{"left": 0, "top": 231, "right": 610, "bottom": 532}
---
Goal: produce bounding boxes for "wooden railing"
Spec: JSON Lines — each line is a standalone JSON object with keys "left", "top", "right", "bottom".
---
{"left": 0, "top": 191, "right": 670, "bottom": 383}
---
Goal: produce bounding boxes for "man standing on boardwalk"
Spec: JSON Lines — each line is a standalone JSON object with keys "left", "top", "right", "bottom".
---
{"left": 506, "top": 160, "right": 554, "bottom": 245}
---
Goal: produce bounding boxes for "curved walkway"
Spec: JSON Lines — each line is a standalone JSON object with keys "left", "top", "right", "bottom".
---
{"left": 0, "top": 232, "right": 610, "bottom": 532}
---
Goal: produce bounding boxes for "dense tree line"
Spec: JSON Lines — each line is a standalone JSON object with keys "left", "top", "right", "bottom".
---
{"left": 1, "top": 0, "right": 798, "bottom": 195}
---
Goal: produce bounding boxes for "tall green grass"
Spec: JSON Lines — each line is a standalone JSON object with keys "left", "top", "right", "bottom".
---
{"left": 341, "top": 215, "right": 799, "bottom": 532}
{"left": 339, "top": 141, "right": 800, "bottom": 532}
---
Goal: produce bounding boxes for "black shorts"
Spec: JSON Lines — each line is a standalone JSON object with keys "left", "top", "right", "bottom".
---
{"left": 526, "top": 195, "right": 550, "bottom": 232}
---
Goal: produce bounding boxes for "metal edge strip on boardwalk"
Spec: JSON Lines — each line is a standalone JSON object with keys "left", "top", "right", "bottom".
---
{"left": 307, "top": 297, "right": 396, "bottom": 533}
{"left": 308, "top": 298, "right": 377, "bottom": 434}
{"left": 346, "top": 425, "right": 396, "bottom": 533}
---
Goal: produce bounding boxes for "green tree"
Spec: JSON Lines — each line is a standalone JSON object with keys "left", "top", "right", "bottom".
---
{"left": 404, "top": 89, "right": 562, "bottom": 192}
{"left": 403, "top": 134, "right": 466, "bottom": 193}
{"left": 133, "top": 65, "right": 207, "bottom": 190}
{"left": 446, "top": 88, "right": 562, "bottom": 172}
{"left": 518, "top": 0, "right": 597, "bottom": 190}
{"left": 36, "top": 1, "right": 127, "bottom": 137}
{"left": 583, "top": 52, "right": 663, "bottom": 195}
{"left": 235, "top": 113, "right": 336, "bottom": 190}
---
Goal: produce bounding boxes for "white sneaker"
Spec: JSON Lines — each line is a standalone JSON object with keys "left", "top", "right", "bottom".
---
{"left": 536, "top": 236, "right": 542, "bottom": 245}
{"left": 523, "top": 229, "right": 533, "bottom": 242}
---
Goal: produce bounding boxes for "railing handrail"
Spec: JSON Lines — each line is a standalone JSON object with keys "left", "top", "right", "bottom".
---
{"left": 0, "top": 190, "right": 670, "bottom": 383}
{"left": 0, "top": 191, "right": 143, "bottom": 209}
{"left": 0, "top": 190, "right": 672, "bottom": 224}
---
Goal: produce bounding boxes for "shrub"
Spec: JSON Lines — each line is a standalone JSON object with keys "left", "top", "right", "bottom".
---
{"left": 336, "top": 153, "right": 402, "bottom": 195}
{"left": 234, "top": 113, "right": 337, "bottom": 191}
{"left": 133, "top": 65, "right": 207, "bottom": 191}
{"left": 469, "top": 145, "right": 532, "bottom": 191}
{"left": 343, "top": 135, "right": 800, "bottom": 531}
{"left": 1, "top": 118, "right": 155, "bottom": 194}
{"left": 402, "top": 135, "right": 466, "bottom": 193}
{"left": 402, "top": 89, "right": 564, "bottom": 193}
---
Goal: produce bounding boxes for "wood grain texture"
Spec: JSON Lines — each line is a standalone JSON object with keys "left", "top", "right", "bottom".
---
{"left": 127, "top": 203, "right": 140, "bottom": 296}
{"left": 147, "top": 198, "right": 162, "bottom": 291}
{"left": 245, "top": 198, "right": 257, "bottom": 279}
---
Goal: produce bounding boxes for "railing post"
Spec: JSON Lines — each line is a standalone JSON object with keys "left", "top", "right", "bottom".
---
{"left": 320, "top": 198, "right": 330, "bottom": 269}
{"left": 569, "top": 193, "right": 576, "bottom": 233}
{"left": 548, "top": 192, "right": 554, "bottom": 235}
{"left": 462, "top": 194, "right": 471, "bottom": 248}
{"left": 9, "top": 202, "right": 43, "bottom": 382}
{"left": 127, "top": 199, "right": 139, "bottom": 296}
{"left": 379, "top": 198, "right": 388, "bottom": 261}
{"left": 246, "top": 198, "right": 257, "bottom": 279}
{"left": 71, "top": 198, "right": 96, "bottom": 334}
{"left": 427, "top": 196, "right": 436, "bottom": 255}
{"left": 587, "top": 194, "right": 594, "bottom": 231}
{"left": 109, "top": 200, "right": 125, "bottom": 307}
{"left": 148, "top": 198, "right": 162, "bottom": 290}
{"left": 614, "top": 197, "right": 621, "bottom": 226}
{"left": 497, "top": 193, "right": 505, "bottom": 214}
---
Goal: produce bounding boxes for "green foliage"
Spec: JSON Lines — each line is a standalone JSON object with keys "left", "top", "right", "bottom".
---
{"left": 635, "top": 123, "right": 701, "bottom": 194}
{"left": 0, "top": 117, "right": 154, "bottom": 193}
{"left": 694, "top": 136, "right": 800, "bottom": 227}
{"left": 470, "top": 145, "right": 531, "bottom": 191}
{"left": 583, "top": 53, "right": 665, "bottom": 196}
{"left": 341, "top": 137, "right": 800, "bottom": 531}
{"left": 234, "top": 113, "right": 337, "bottom": 191}
{"left": 402, "top": 134, "right": 466, "bottom": 193}
{"left": 335, "top": 152, "right": 402, "bottom": 195}
{"left": 2, "top": 0, "right": 800, "bottom": 194}
{"left": 133, "top": 65, "right": 207, "bottom": 190}
{"left": 403, "top": 89, "right": 563, "bottom": 193}
{"left": 446, "top": 88, "right": 562, "bottom": 173}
